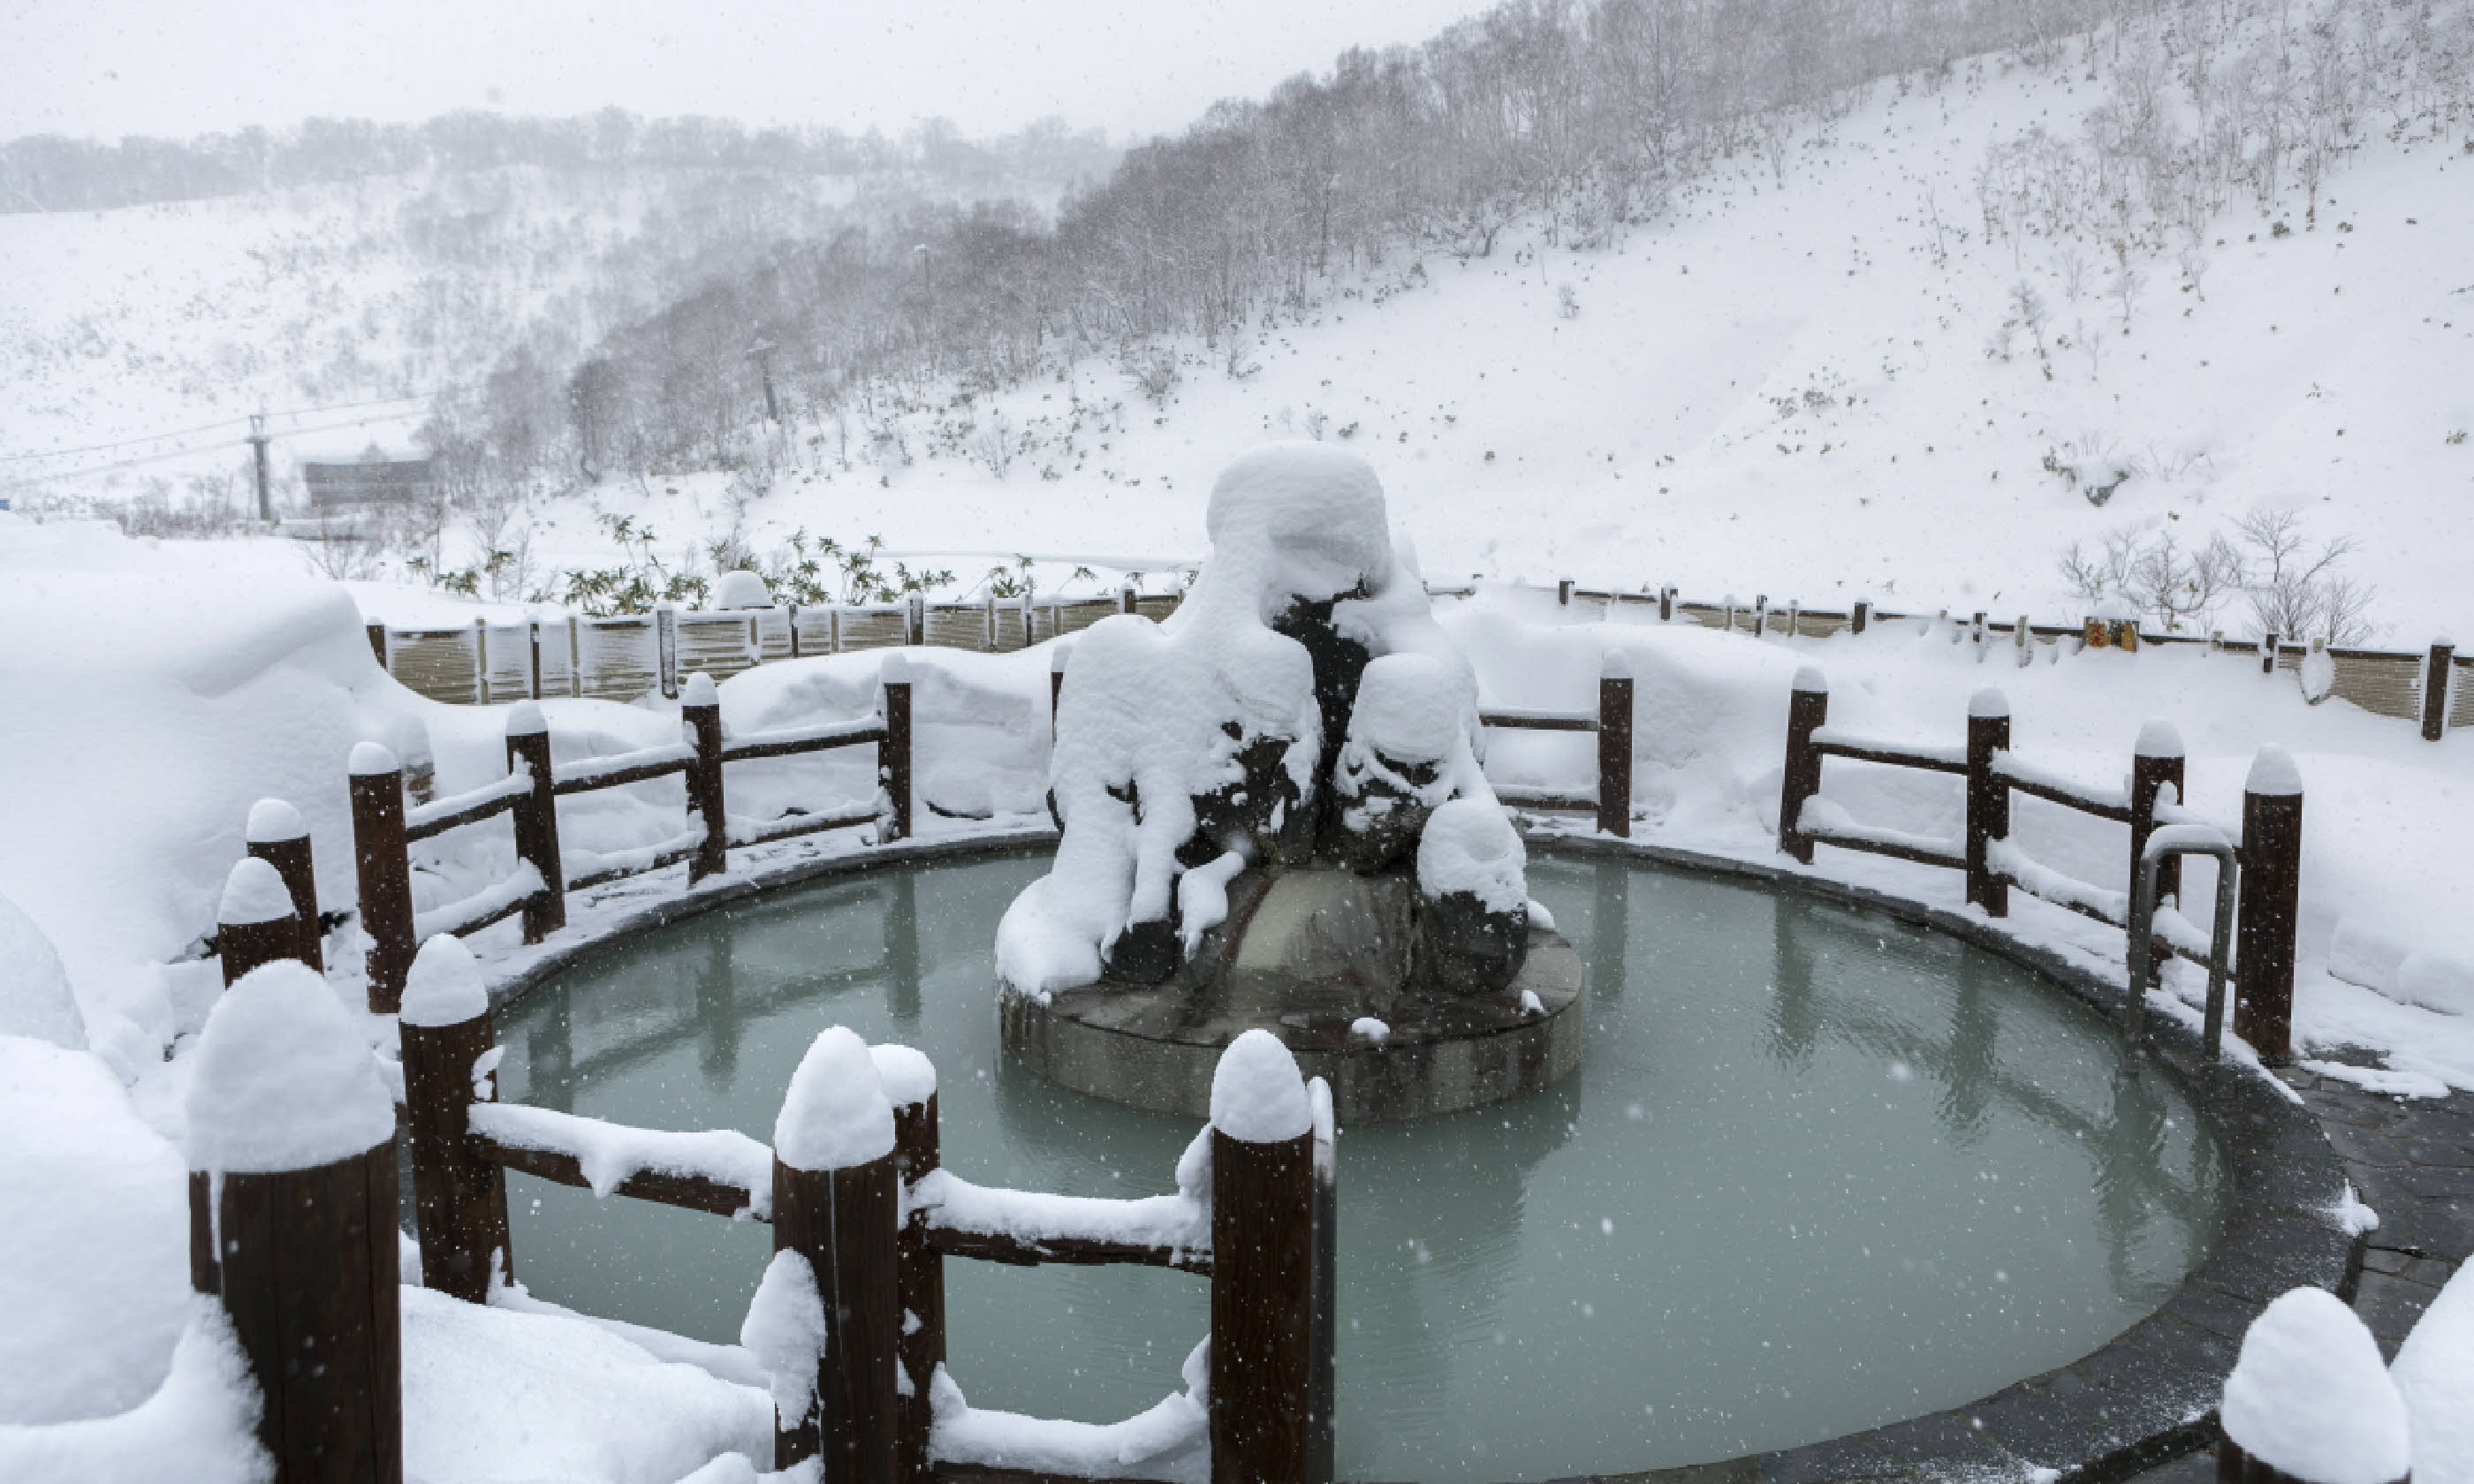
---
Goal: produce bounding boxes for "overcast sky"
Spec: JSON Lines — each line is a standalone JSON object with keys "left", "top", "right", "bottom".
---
{"left": 4, "top": 0, "right": 1494, "bottom": 144}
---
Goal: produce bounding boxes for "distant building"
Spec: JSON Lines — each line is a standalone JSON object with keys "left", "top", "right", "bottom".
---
{"left": 299, "top": 445, "right": 434, "bottom": 513}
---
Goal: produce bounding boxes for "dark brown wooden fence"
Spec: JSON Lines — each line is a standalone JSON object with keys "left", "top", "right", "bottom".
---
{"left": 1777, "top": 671, "right": 2303, "bottom": 1063}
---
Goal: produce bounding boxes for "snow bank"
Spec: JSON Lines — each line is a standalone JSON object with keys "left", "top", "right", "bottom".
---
{"left": 0, "top": 890, "right": 87, "bottom": 1049}
{"left": 2220, "top": 1287, "right": 2409, "bottom": 1484}
{"left": 216, "top": 859, "right": 293, "bottom": 928}
{"left": 2395, "top": 951, "right": 2474, "bottom": 1018}
{"left": 184, "top": 961, "right": 396, "bottom": 1174}
{"left": 0, "top": 1037, "right": 189, "bottom": 1425}
{"left": 2391, "top": 1261, "right": 2474, "bottom": 1484}
{"left": 740, "top": 1251, "right": 823, "bottom": 1430}
{"left": 402, "top": 1283, "right": 769, "bottom": 1484}
{"left": 1209, "top": 1029, "right": 1310, "bottom": 1145}
{"left": 929, "top": 1342, "right": 1208, "bottom": 1484}
{"left": 0, "top": 1298, "right": 268, "bottom": 1484}
{"left": 398, "top": 933, "right": 489, "bottom": 1028}
{"left": 774, "top": 1026, "right": 895, "bottom": 1172}
{"left": 1416, "top": 798, "right": 1527, "bottom": 914}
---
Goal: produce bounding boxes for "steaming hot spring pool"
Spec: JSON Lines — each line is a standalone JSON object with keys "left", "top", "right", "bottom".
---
{"left": 490, "top": 849, "right": 2226, "bottom": 1483}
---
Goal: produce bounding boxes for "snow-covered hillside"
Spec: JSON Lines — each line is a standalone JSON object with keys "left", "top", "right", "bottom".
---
{"left": 570, "top": 39, "right": 2473, "bottom": 639}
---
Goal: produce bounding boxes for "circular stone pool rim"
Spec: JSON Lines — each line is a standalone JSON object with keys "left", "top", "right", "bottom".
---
{"left": 483, "top": 826, "right": 2362, "bottom": 1484}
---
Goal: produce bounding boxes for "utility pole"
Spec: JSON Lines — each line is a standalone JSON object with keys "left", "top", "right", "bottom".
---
{"left": 747, "top": 338, "right": 779, "bottom": 423}
{"left": 246, "top": 413, "right": 273, "bottom": 524}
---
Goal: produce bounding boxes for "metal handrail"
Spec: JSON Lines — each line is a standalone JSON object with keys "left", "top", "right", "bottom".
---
{"left": 2124, "top": 824, "right": 2240, "bottom": 1058}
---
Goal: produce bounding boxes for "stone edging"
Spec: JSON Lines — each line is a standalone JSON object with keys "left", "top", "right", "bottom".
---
{"left": 478, "top": 825, "right": 2363, "bottom": 1484}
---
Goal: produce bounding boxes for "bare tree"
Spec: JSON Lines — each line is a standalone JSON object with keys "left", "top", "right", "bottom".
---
{"left": 2234, "top": 507, "right": 2375, "bottom": 642}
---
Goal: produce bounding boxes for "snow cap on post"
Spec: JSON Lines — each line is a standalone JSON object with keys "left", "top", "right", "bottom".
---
{"left": 869, "top": 1043, "right": 937, "bottom": 1109}
{"left": 681, "top": 671, "right": 717, "bottom": 708}
{"left": 505, "top": 699, "right": 547, "bottom": 737}
{"left": 1600, "top": 647, "right": 1633, "bottom": 679}
{"left": 217, "top": 857, "right": 296, "bottom": 927}
{"left": 348, "top": 740, "right": 400, "bottom": 776}
{"left": 775, "top": 1026, "right": 896, "bottom": 1170}
{"left": 1050, "top": 640, "right": 1073, "bottom": 675}
{"left": 880, "top": 650, "right": 910, "bottom": 685}
{"left": 2135, "top": 718, "right": 2185, "bottom": 759}
{"left": 1968, "top": 687, "right": 2010, "bottom": 719}
{"left": 1209, "top": 1028, "right": 1312, "bottom": 1145}
{"left": 399, "top": 934, "right": 489, "bottom": 1028}
{"left": 2220, "top": 1287, "right": 2409, "bottom": 1484}
{"left": 1791, "top": 664, "right": 1827, "bottom": 695}
{"left": 244, "top": 798, "right": 308, "bottom": 844}
{"left": 2247, "top": 745, "right": 2303, "bottom": 798}
{"left": 2389, "top": 1260, "right": 2474, "bottom": 1484}
{"left": 186, "top": 960, "right": 396, "bottom": 1173}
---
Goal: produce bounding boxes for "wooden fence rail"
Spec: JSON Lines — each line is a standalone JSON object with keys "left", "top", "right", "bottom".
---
{"left": 349, "top": 672, "right": 912, "bottom": 1012}
{"left": 1777, "top": 669, "right": 2303, "bottom": 1062}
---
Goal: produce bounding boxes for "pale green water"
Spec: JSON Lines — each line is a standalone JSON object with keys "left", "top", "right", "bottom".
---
{"left": 494, "top": 852, "right": 2224, "bottom": 1482}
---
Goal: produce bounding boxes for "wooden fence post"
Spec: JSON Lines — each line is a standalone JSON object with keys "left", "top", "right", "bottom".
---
{"left": 683, "top": 673, "right": 728, "bottom": 882}
{"left": 349, "top": 743, "right": 417, "bottom": 1015}
{"left": 186, "top": 961, "right": 402, "bottom": 1484}
{"left": 1210, "top": 1031, "right": 1320, "bottom": 1484}
{"left": 218, "top": 858, "right": 305, "bottom": 988}
{"left": 1659, "top": 587, "right": 1674, "bottom": 623}
{"left": 1786, "top": 599, "right": 1801, "bottom": 639}
{"left": 1050, "top": 643, "right": 1069, "bottom": 742}
{"left": 1966, "top": 689, "right": 2010, "bottom": 916}
{"left": 881, "top": 655, "right": 914, "bottom": 844}
{"left": 246, "top": 799, "right": 323, "bottom": 972}
{"left": 1308, "top": 1078, "right": 1338, "bottom": 1484}
{"left": 505, "top": 703, "right": 565, "bottom": 942}
{"left": 788, "top": 604, "right": 804, "bottom": 660}
{"left": 2235, "top": 746, "right": 2303, "bottom": 1064}
{"left": 473, "top": 617, "right": 490, "bottom": 706}
{"left": 772, "top": 1028, "right": 902, "bottom": 1484}
{"left": 2261, "top": 632, "right": 2280, "bottom": 677}
{"left": 2424, "top": 640, "right": 2455, "bottom": 741}
{"left": 398, "top": 935, "right": 513, "bottom": 1303}
{"left": 2014, "top": 614, "right": 2030, "bottom": 666}
{"left": 907, "top": 594, "right": 927, "bottom": 645}
{"left": 1753, "top": 594, "right": 1769, "bottom": 637}
{"left": 528, "top": 619, "right": 543, "bottom": 701}
{"left": 1851, "top": 600, "right": 1870, "bottom": 635}
{"left": 656, "top": 603, "right": 679, "bottom": 700}
{"left": 567, "top": 616, "right": 582, "bottom": 699}
{"left": 1597, "top": 652, "right": 1633, "bottom": 837}
{"left": 875, "top": 1047, "right": 944, "bottom": 1484}
{"left": 366, "top": 623, "right": 389, "bottom": 670}
{"left": 1779, "top": 667, "right": 1828, "bottom": 864}
{"left": 2129, "top": 720, "right": 2187, "bottom": 916}
{"left": 1557, "top": 579, "right": 1573, "bottom": 607}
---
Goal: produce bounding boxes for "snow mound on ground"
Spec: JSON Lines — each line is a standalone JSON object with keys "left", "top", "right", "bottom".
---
{"left": 2220, "top": 1287, "right": 2409, "bottom": 1484}
{"left": 1209, "top": 1028, "right": 1310, "bottom": 1145}
{"left": 399, "top": 934, "right": 489, "bottom": 1029}
{"left": 0, "top": 1296, "right": 269, "bottom": 1484}
{"left": 0, "top": 891, "right": 86, "bottom": 1050}
{"left": 185, "top": 961, "right": 396, "bottom": 1174}
{"left": 402, "top": 1284, "right": 769, "bottom": 1484}
{"left": 774, "top": 1026, "right": 895, "bottom": 1171}
{"left": 0, "top": 1037, "right": 189, "bottom": 1425}
{"left": 2396, "top": 951, "right": 2474, "bottom": 1018}
{"left": 2391, "top": 1261, "right": 2474, "bottom": 1484}
{"left": 1417, "top": 798, "right": 1527, "bottom": 914}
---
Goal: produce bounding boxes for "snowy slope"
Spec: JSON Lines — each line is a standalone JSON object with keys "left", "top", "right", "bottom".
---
{"left": 639, "top": 48, "right": 2474, "bottom": 638}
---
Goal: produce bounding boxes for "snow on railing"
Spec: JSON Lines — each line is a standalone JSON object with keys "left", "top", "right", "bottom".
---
{"left": 1992, "top": 750, "right": 2131, "bottom": 820}
{"left": 549, "top": 739, "right": 694, "bottom": 794}
{"left": 412, "top": 861, "right": 544, "bottom": 942}
{"left": 1796, "top": 798, "right": 1963, "bottom": 865}
{"left": 467, "top": 1101, "right": 772, "bottom": 1219}
{"left": 403, "top": 766, "right": 534, "bottom": 840}
{"left": 1808, "top": 726, "right": 1968, "bottom": 772}
{"left": 1985, "top": 837, "right": 2129, "bottom": 923}
{"left": 910, "top": 1167, "right": 1210, "bottom": 1270}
